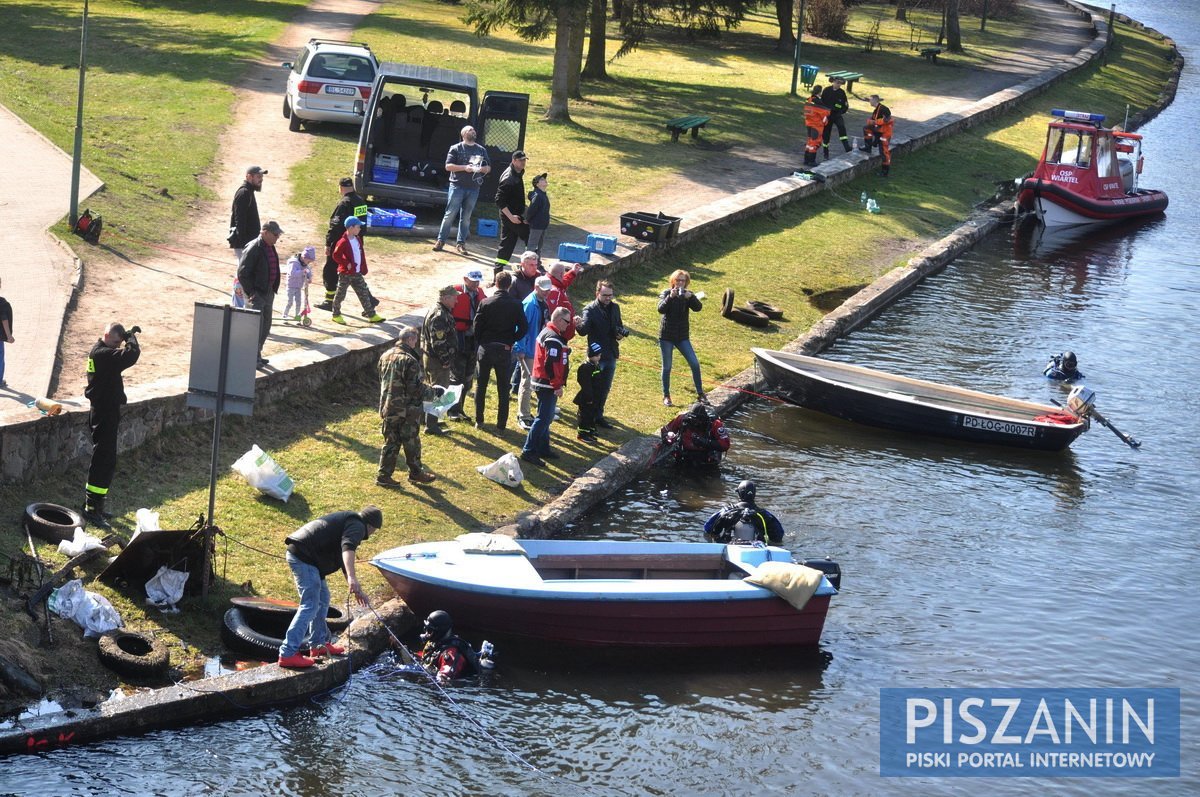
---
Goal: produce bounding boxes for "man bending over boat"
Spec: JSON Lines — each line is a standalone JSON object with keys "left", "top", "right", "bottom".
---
{"left": 704, "top": 480, "right": 785, "bottom": 545}
{"left": 660, "top": 402, "right": 730, "bottom": 466}
{"left": 417, "top": 610, "right": 493, "bottom": 684}
{"left": 1044, "top": 350, "right": 1084, "bottom": 381}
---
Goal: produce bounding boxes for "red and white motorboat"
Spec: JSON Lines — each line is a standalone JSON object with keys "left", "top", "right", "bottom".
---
{"left": 1017, "top": 109, "right": 1168, "bottom": 226}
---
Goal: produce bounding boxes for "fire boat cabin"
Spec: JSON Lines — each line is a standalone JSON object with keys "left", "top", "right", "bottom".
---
{"left": 1017, "top": 109, "right": 1168, "bottom": 226}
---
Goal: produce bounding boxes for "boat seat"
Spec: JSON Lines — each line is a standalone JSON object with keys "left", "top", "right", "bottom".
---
{"left": 531, "top": 553, "right": 728, "bottom": 580}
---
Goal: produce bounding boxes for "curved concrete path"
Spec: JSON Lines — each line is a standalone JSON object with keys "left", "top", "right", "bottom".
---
{"left": 0, "top": 104, "right": 102, "bottom": 405}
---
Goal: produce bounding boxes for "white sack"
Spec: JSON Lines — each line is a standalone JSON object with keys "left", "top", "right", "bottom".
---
{"left": 48, "top": 578, "right": 123, "bottom": 637}
{"left": 476, "top": 452, "right": 524, "bottom": 487}
{"left": 231, "top": 444, "right": 295, "bottom": 502}
{"left": 145, "top": 565, "right": 189, "bottom": 612}
{"left": 423, "top": 384, "right": 463, "bottom": 418}
{"left": 57, "top": 528, "right": 106, "bottom": 557}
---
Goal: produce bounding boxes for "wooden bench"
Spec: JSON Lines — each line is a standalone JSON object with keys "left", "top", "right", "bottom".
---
{"left": 920, "top": 47, "right": 943, "bottom": 63}
{"left": 824, "top": 70, "right": 864, "bottom": 93}
{"left": 665, "top": 115, "right": 711, "bottom": 143}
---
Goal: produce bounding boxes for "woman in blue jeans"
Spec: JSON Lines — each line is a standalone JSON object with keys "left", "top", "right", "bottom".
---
{"left": 657, "top": 269, "right": 706, "bottom": 407}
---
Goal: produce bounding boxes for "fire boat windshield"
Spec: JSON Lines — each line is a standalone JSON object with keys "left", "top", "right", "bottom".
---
{"left": 1045, "top": 127, "right": 1093, "bottom": 168}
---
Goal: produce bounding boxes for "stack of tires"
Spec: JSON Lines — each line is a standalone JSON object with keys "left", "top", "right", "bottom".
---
{"left": 721, "top": 288, "right": 783, "bottom": 328}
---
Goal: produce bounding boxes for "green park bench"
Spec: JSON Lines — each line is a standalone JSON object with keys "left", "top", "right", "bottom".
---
{"left": 665, "top": 115, "right": 711, "bottom": 143}
{"left": 824, "top": 70, "right": 865, "bottom": 93}
{"left": 920, "top": 47, "right": 943, "bottom": 63}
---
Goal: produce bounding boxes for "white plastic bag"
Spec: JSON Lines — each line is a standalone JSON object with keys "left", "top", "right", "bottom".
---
{"left": 231, "top": 444, "right": 295, "bottom": 502}
{"left": 476, "top": 452, "right": 524, "bottom": 487}
{"left": 136, "top": 508, "right": 161, "bottom": 534}
{"left": 57, "top": 528, "right": 106, "bottom": 557}
{"left": 48, "top": 578, "right": 122, "bottom": 638}
{"left": 423, "top": 384, "right": 463, "bottom": 418}
{"left": 145, "top": 565, "right": 189, "bottom": 612}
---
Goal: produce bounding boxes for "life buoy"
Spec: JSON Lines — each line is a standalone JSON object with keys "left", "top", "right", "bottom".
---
{"left": 97, "top": 630, "right": 170, "bottom": 679}
{"left": 24, "top": 502, "right": 84, "bottom": 544}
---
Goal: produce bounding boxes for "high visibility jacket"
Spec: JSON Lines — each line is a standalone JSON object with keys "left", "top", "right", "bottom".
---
{"left": 804, "top": 102, "right": 831, "bottom": 130}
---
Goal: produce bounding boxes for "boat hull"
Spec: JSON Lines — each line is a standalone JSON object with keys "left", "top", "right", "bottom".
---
{"left": 1017, "top": 178, "right": 1168, "bottom": 227}
{"left": 378, "top": 570, "right": 831, "bottom": 648}
{"left": 753, "top": 349, "right": 1086, "bottom": 452}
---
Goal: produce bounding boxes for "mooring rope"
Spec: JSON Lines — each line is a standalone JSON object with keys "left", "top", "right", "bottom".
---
{"left": 361, "top": 598, "right": 598, "bottom": 795}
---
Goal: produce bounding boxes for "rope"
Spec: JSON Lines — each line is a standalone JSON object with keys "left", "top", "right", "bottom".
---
{"left": 361, "top": 598, "right": 596, "bottom": 793}
{"left": 213, "top": 528, "right": 288, "bottom": 561}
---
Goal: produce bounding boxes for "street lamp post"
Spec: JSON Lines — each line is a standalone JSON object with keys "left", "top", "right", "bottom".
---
{"left": 69, "top": 0, "right": 90, "bottom": 227}
{"left": 789, "top": 0, "right": 808, "bottom": 96}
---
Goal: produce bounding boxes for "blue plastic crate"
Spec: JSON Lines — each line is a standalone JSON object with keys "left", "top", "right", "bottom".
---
{"left": 586, "top": 233, "right": 618, "bottom": 254}
{"left": 367, "top": 208, "right": 394, "bottom": 228}
{"left": 393, "top": 209, "right": 416, "bottom": 229}
{"left": 371, "top": 166, "right": 398, "bottom": 184}
{"left": 476, "top": 218, "right": 499, "bottom": 237}
{"left": 558, "top": 242, "right": 591, "bottom": 264}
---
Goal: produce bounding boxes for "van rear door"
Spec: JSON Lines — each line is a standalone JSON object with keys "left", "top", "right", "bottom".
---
{"left": 478, "top": 91, "right": 530, "bottom": 200}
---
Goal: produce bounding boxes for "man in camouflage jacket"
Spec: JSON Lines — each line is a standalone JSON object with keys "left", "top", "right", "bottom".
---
{"left": 422, "top": 285, "right": 460, "bottom": 434}
{"left": 377, "top": 325, "right": 438, "bottom": 487}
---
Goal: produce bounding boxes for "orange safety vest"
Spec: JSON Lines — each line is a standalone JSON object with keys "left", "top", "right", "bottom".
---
{"left": 804, "top": 102, "right": 831, "bottom": 130}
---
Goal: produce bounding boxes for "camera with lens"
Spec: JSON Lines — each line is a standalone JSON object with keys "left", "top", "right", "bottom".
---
{"left": 125, "top": 325, "right": 142, "bottom": 341}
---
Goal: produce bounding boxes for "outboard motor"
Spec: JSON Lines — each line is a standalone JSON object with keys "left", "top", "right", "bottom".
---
{"left": 1066, "top": 385, "right": 1097, "bottom": 419}
{"left": 802, "top": 557, "right": 842, "bottom": 591}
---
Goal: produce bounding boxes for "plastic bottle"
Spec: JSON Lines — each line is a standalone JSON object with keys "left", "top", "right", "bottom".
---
{"left": 860, "top": 191, "right": 868, "bottom": 205}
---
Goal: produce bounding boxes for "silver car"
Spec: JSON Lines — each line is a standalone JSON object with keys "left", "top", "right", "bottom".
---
{"left": 283, "top": 39, "right": 378, "bottom": 132}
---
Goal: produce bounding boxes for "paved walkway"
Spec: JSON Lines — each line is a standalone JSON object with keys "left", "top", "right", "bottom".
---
{"left": 0, "top": 104, "right": 102, "bottom": 406}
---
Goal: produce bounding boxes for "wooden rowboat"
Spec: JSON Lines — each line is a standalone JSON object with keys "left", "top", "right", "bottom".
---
{"left": 371, "top": 537, "right": 839, "bottom": 648}
{"left": 752, "top": 348, "right": 1088, "bottom": 452}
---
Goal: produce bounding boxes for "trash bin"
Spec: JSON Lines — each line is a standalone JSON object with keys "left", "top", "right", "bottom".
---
{"left": 801, "top": 64, "right": 820, "bottom": 89}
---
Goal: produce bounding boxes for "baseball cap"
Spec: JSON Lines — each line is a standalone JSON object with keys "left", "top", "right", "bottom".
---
{"left": 464, "top": 268, "right": 484, "bottom": 282}
{"left": 339, "top": 176, "right": 354, "bottom": 187}
{"left": 247, "top": 165, "right": 268, "bottom": 175}
{"left": 344, "top": 216, "right": 363, "bottom": 227}
{"left": 534, "top": 276, "right": 553, "bottom": 291}
{"left": 262, "top": 220, "right": 284, "bottom": 235}
{"left": 513, "top": 150, "right": 528, "bottom": 160}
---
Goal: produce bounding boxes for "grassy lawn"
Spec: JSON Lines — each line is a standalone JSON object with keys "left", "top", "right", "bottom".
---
{"left": 0, "top": 6, "right": 1174, "bottom": 669}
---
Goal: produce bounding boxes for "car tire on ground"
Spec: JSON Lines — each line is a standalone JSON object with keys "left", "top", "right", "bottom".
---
{"left": 725, "top": 306, "right": 771, "bottom": 328}
{"left": 24, "top": 502, "right": 84, "bottom": 544}
{"left": 222, "top": 607, "right": 285, "bottom": 659}
{"left": 230, "top": 597, "right": 350, "bottom": 636}
{"left": 97, "top": 630, "right": 170, "bottom": 679}
{"left": 721, "top": 287, "right": 735, "bottom": 317}
{"left": 745, "top": 300, "right": 784, "bottom": 320}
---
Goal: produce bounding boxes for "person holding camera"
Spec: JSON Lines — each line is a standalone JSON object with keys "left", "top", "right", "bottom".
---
{"left": 657, "top": 269, "right": 706, "bottom": 407}
{"left": 377, "top": 324, "right": 439, "bottom": 487}
{"left": 83, "top": 322, "right": 141, "bottom": 528}
{"left": 576, "top": 280, "right": 627, "bottom": 430}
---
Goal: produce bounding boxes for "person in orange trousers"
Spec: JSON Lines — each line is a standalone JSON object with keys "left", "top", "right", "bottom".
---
{"left": 803, "top": 85, "right": 830, "bottom": 167}
{"left": 861, "top": 94, "right": 894, "bottom": 176}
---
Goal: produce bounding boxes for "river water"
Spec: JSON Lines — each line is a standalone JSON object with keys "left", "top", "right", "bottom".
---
{"left": 6, "top": 3, "right": 1197, "bottom": 795}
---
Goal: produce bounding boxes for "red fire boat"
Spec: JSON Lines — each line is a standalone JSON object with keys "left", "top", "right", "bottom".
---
{"left": 1017, "top": 109, "right": 1168, "bottom": 226}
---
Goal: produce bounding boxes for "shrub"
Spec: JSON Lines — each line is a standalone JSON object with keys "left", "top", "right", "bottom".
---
{"left": 807, "top": 0, "right": 850, "bottom": 40}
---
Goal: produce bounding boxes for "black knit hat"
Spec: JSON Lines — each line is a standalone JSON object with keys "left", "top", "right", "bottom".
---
{"left": 360, "top": 505, "right": 383, "bottom": 531}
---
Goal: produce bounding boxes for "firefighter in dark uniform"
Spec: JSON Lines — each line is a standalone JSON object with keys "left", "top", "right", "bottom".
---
{"left": 319, "top": 177, "right": 371, "bottom": 312}
{"left": 83, "top": 322, "right": 140, "bottom": 528}
{"left": 493, "top": 151, "right": 529, "bottom": 275}
{"left": 820, "top": 76, "right": 851, "bottom": 160}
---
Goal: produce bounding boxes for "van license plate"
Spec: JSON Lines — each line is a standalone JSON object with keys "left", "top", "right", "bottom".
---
{"left": 326, "top": 86, "right": 356, "bottom": 95}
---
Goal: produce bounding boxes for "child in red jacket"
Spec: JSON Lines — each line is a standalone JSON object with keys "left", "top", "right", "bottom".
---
{"left": 331, "top": 217, "right": 383, "bottom": 324}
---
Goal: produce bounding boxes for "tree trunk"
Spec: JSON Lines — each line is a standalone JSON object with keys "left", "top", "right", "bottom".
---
{"left": 545, "top": 3, "right": 576, "bottom": 122}
{"left": 612, "top": 0, "right": 623, "bottom": 21}
{"left": 895, "top": 1, "right": 907, "bottom": 22}
{"left": 945, "top": 0, "right": 962, "bottom": 52}
{"left": 567, "top": 1, "right": 587, "bottom": 97}
{"left": 775, "top": 0, "right": 796, "bottom": 52}
{"left": 582, "top": 0, "right": 610, "bottom": 80}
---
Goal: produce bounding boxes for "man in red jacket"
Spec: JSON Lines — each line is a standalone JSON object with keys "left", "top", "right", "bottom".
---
{"left": 446, "top": 267, "right": 486, "bottom": 420}
{"left": 331, "top": 217, "right": 384, "bottom": 325}
{"left": 521, "top": 306, "right": 572, "bottom": 466}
